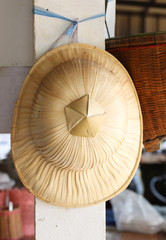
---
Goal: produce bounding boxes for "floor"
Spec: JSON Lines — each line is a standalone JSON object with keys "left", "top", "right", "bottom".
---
{"left": 22, "top": 232, "right": 166, "bottom": 240}
{"left": 23, "top": 232, "right": 166, "bottom": 240}
{"left": 106, "top": 229, "right": 166, "bottom": 240}
{"left": 23, "top": 236, "right": 35, "bottom": 240}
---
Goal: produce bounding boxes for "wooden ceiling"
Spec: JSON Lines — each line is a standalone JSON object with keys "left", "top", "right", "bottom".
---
{"left": 116, "top": 0, "right": 166, "bottom": 9}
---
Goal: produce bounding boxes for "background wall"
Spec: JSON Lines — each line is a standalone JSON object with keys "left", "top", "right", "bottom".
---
{"left": 0, "top": 0, "right": 34, "bottom": 66}
{"left": 0, "top": 0, "right": 33, "bottom": 133}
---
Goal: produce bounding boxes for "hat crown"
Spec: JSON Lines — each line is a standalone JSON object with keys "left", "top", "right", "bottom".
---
{"left": 65, "top": 95, "right": 104, "bottom": 137}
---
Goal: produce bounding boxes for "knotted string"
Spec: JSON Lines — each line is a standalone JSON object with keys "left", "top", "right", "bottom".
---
{"left": 33, "top": 6, "right": 105, "bottom": 49}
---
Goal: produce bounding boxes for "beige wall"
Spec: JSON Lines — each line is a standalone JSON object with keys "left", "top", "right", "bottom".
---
{"left": 0, "top": 0, "right": 34, "bottom": 66}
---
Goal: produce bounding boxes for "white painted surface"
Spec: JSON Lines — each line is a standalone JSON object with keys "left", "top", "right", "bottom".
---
{"left": 36, "top": 199, "right": 105, "bottom": 240}
{"left": 0, "top": 67, "right": 30, "bottom": 133}
{"left": 34, "top": 0, "right": 105, "bottom": 59}
{"left": 0, "top": 0, "right": 34, "bottom": 66}
{"left": 105, "top": 0, "right": 116, "bottom": 38}
{"left": 35, "top": 0, "right": 107, "bottom": 240}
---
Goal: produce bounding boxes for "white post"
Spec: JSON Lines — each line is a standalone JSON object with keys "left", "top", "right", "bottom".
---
{"left": 34, "top": 0, "right": 105, "bottom": 240}
{"left": 35, "top": 199, "right": 105, "bottom": 240}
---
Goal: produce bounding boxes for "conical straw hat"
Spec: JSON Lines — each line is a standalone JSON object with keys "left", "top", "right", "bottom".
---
{"left": 11, "top": 43, "right": 143, "bottom": 207}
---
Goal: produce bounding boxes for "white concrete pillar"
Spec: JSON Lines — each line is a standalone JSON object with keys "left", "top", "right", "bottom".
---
{"left": 36, "top": 199, "right": 105, "bottom": 240}
{"left": 34, "top": 0, "right": 106, "bottom": 239}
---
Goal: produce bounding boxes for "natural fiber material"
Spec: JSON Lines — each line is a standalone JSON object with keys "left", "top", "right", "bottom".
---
{"left": 11, "top": 43, "right": 142, "bottom": 207}
{"left": 106, "top": 32, "right": 166, "bottom": 152}
{"left": 0, "top": 207, "right": 23, "bottom": 240}
{"left": 65, "top": 95, "right": 105, "bottom": 137}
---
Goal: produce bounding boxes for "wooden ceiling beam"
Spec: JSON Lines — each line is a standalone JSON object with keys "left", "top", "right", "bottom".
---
{"left": 117, "top": 0, "right": 166, "bottom": 9}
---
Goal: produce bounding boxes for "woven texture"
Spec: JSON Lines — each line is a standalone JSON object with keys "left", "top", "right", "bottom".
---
{"left": 106, "top": 32, "right": 166, "bottom": 152}
{"left": 11, "top": 43, "right": 142, "bottom": 207}
{"left": 0, "top": 207, "right": 23, "bottom": 240}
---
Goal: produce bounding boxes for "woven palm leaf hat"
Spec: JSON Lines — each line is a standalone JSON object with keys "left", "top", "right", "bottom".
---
{"left": 11, "top": 43, "right": 143, "bottom": 207}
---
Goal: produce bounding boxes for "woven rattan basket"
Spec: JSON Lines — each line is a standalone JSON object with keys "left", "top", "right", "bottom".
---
{"left": 106, "top": 32, "right": 166, "bottom": 152}
{"left": 0, "top": 207, "right": 23, "bottom": 240}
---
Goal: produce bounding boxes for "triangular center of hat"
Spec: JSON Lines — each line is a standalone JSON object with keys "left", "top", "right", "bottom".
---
{"left": 65, "top": 95, "right": 104, "bottom": 137}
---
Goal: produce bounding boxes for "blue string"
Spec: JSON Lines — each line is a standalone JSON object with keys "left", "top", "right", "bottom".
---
{"left": 66, "top": 22, "right": 78, "bottom": 36}
{"left": 33, "top": 6, "right": 105, "bottom": 43}
{"left": 33, "top": 6, "right": 105, "bottom": 23}
{"left": 33, "top": 6, "right": 73, "bottom": 22}
{"left": 79, "top": 13, "right": 105, "bottom": 23}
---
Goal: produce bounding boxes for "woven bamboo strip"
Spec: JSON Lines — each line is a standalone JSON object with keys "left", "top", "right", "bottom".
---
{"left": 11, "top": 43, "right": 142, "bottom": 207}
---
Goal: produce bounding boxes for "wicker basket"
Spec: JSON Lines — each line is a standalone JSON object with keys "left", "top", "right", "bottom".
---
{"left": 106, "top": 32, "right": 166, "bottom": 152}
{"left": 0, "top": 207, "right": 23, "bottom": 240}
